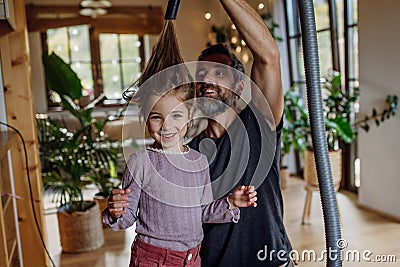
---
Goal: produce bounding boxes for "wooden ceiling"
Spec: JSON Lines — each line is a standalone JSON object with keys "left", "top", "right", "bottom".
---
{"left": 26, "top": 4, "right": 164, "bottom": 34}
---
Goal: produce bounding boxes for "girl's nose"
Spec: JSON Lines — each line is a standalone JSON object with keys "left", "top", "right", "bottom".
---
{"left": 161, "top": 118, "right": 172, "bottom": 131}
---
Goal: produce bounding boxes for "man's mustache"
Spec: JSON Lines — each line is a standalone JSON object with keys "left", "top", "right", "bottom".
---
{"left": 197, "top": 82, "right": 220, "bottom": 94}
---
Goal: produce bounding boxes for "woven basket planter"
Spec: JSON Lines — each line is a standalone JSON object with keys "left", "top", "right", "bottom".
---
{"left": 94, "top": 193, "right": 109, "bottom": 228}
{"left": 280, "top": 166, "right": 290, "bottom": 190}
{"left": 304, "top": 149, "right": 342, "bottom": 190}
{"left": 57, "top": 201, "right": 104, "bottom": 253}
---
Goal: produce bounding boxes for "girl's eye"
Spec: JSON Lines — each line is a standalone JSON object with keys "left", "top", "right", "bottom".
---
{"left": 172, "top": 114, "right": 183, "bottom": 119}
{"left": 149, "top": 115, "right": 161, "bottom": 120}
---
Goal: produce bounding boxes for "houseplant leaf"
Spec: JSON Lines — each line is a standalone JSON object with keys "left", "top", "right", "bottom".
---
{"left": 42, "top": 52, "right": 83, "bottom": 100}
{"left": 325, "top": 117, "right": 355, "bottom": 144}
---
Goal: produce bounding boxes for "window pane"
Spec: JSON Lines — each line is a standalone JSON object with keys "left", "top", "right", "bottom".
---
{"left": 120, "top": 35, "right": 141, "bottom": 60}
{"left": 71, "top": 62, "right": 94, "bottom": 96}
{"left": 102, "top": 62, "right": 122, "bottom": 99}
{"left": 290, "top": 38, "right": 305, "bottom": 82}
{"left": 337, "top": 0, "right": 345, "bottom": 76}
{"left": 353, "top": 0, "right": 358, "bottom": 24}
{"left": 100, "top": 34, "right": 119, "bottom": 60}
{"left": 348, "top": 26, "right": 359, "bottom": 79}
{"left": 317, "top": 31, "right": 333, "bottom": 76}
{"left": 69, "top": 25, "right": 91, "bottom": 62}
{"left": 100, "top": 33, "right": 143, "bottom": 99}
{"left": 122, "top": 62, "right": 141, "bottom": 89}
{"left": 47, "top": 27, "right": 69, "bottom": 62}
{"left": 286, "top": 0, "right": 301, "bottom": 36}
{"left": 314, "top": 0, "right": 330, "bottom": 31}
{"left": 336, "top": 0, "right": 344, "bottom": 37}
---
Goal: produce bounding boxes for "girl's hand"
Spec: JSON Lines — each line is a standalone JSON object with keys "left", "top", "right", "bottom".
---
{"left": 108, "top": 188, "right": 131, "bottom": 219}
{"left": 228, "top": 185, "right": 257, "bottom": 209}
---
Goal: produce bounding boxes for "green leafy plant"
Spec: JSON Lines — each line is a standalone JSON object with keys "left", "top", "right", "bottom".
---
{"left": 282, "top": 72, "right": 398, "bottom": 155}
{"left": 39, "top": 52, "right": 123, "bottom": 212}
{"left": 282, "top": 86, "right": 309, "bottom": 159}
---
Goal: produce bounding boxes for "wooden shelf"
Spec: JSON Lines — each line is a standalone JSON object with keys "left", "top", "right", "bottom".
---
{"left": 0, "top": 130, "right": 21, "bottom": 267}
{"left": 0, "top": 0, "right": 16, "bottom": 36}
{"left": 7, "top": 239, "right": 17, "bottom": 265}
{"left": 0, "top": 131, "right": 18, "bottom": 159}
{"left": 2, "top": 196, "right": 11, "bottom": 212}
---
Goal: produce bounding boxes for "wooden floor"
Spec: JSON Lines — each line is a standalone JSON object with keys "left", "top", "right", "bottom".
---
{"left": 44, "top": 177, "right": 400, "bottom": 266}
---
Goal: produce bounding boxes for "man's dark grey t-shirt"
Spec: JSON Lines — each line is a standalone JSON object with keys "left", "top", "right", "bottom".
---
{"left": 189, "top": 102, "right": 292, "bottom": 267}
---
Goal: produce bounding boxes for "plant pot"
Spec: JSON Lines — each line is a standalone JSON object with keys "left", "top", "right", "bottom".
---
{"left": 57, "top": 201, "right": 104, "bottom": 253}
{"left": 280, "top": 166, "right": 290, "bottom": 190}
{"left": 304, "top": 149, "right": 342, "bottom": 190}
{"left": 94, "top": 193, "right": 109, "bottom": 228}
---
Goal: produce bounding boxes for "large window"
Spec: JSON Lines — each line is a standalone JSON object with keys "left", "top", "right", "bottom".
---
{"left": 45, "top": 26, "right": 144, "bottom": 103}
{"left": 284, "top": 0, "right": 359, "bottom": 191}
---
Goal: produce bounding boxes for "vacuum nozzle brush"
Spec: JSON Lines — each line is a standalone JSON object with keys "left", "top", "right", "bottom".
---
{"left": 164, "top": 0, "right": 181, "bottom": 20}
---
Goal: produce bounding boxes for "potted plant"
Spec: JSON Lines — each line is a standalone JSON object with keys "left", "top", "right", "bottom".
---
{"left": 39, "top": 52, "right": 122, "bottom": 252}
{"left": 283, "top": 72, "right": 398, "bottom": 187}
{"left": 281, "top": 86, "right": 309, "bottom": 189}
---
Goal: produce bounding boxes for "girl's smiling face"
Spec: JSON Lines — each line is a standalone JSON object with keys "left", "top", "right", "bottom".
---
{"left": 146, "top": 94, "right": 190, "bottom": 152}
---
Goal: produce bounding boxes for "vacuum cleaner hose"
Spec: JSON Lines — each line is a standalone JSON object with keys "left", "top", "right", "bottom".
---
{"left": 297, "top": 1, "right": 342, "bottom": 266}
{"left": 165, "top": 0, "right": 181, "bottom": 20}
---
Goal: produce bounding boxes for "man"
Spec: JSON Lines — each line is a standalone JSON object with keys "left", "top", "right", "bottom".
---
{"left": 187, "top": 0, "right": 293, "bottom": 266}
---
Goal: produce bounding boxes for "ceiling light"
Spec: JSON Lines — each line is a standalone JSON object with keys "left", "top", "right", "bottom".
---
{"left": 79, "top": 7, "right": 108, "bottom": 18}
{"left": 80, "top": 0, "right": 112, "bottom": 8}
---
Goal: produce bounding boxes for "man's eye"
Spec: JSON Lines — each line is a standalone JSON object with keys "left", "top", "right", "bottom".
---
{"left": 196, "top": 72, "right": 205, "bottom": 80}
{"left": 216, "top": 70, "right": 225, "bottom": 76}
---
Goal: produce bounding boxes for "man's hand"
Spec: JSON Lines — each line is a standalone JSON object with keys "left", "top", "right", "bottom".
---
{"left": 108, "top": 188, "right": 131, "bottom": 219}
{"left": 228, "top": 185, "right": 257, "bottom": 209}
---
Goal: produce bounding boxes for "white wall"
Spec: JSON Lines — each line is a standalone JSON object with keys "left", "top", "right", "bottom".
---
{"left": 28, "top": 32, "right": 47, "bottom": 113}
{"left": 358, "top": 0, "right": 400, "bottom": 217}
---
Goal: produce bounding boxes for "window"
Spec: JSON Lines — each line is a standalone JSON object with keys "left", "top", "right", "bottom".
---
{"left": 99, "top": 34, "right": 143, "bottom": 99}
{"left": 47, "top": 25, "right": 94, "bottom": 102}
{"left": 284, "top": 0, "right": 359, "bottom": 191}
{"left": 45, "top": 26, "right": 144, "bottom": 104}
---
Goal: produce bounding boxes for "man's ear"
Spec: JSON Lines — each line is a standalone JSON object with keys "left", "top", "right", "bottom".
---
{"left": 188, "top": 106, "right": 195, "bottom": 121}
{"left": 236, "top": 79, "right": 245, "bottom": 97}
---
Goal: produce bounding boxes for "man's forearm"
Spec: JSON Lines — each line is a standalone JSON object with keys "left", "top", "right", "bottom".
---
{"left": 219, "top": 0, "right": 278, "bottom": 60}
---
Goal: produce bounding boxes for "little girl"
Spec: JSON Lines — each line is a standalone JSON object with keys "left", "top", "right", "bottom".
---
{"left": 102, "top": 82, "right": 257, "bottom": 267}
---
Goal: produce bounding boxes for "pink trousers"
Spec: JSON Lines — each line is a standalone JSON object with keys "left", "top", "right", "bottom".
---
{"left": 130, "top": 237, "right": 201, "bottom": 267}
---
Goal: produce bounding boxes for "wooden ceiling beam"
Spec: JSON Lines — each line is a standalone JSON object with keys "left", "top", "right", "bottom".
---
{"left": 26, "top": 4, "right": 163, "bottom": 34}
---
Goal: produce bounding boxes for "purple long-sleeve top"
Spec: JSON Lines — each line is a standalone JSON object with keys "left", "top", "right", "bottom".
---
{"left": 102, "top": 147, "right": 240, "bottom": 251}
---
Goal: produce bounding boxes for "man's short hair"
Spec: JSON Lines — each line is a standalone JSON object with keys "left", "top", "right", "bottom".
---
{"left": 198, "top": 44, "right": 245, "bottom": 84}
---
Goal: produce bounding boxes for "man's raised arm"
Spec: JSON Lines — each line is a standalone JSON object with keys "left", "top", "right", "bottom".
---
{"left": 219, "top": 0, "right": 284, "bottom": 126}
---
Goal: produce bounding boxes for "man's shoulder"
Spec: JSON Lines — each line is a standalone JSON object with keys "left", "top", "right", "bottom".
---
{"left": 239, "top": 101, "right": 283, "bottom": 132}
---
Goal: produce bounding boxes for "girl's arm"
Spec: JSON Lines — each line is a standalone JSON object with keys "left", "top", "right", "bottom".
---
{"left": 201, "top": 185, "right": 257, "bottom": 224}
{"left": 102, "top": 153, "right": 141, "bottom": 230}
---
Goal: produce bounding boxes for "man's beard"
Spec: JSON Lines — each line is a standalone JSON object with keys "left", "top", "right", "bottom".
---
{"left": 196, "top": 85, "right": 237, "bottom": 117}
